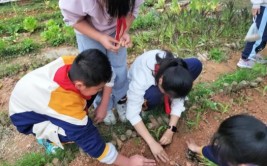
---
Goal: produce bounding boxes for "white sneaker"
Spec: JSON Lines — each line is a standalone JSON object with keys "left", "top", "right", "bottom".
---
{"left": 116, "top": 103, "right": 127, "bottom": 123}
{"left": 237, "top": 58, "right": 255, "bottom": 68}
{"left": 104, "top": 111, "right": 116, "bottom": 125}
{"left": 253, "top": 54, "right": 267, "bottom": 64}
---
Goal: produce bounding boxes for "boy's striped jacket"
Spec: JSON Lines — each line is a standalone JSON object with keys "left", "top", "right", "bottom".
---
{"left": 9, "top": 56, "right": 117, "bottom": 164}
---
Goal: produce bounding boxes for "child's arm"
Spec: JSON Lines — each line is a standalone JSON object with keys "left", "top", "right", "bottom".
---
{"left": 94, "top": 85, "right": 112, "bottom": 123}
{"left": 186, "top": 140, "right": 219, "bottom": 165}
{"left": 134, "top": 120, "right": 169, "bottom": 163}
{"left": 251, "top": 0, "right": 264, "bottom": 9}
{"left": 94, "top": 70, "right": 115, "bottom": 123}
{"left": 120, "top": 0, "right": 143, "bottom": 48}
{"left": 251, "top": 0, "right": 263, "bottom": 16}
{"left": 159, "top": 115, "right": 179, "bottom": 145}
{"left": 160, "top": 98, "right": 185, "bottom": 145}
{"left": 73, "top": 20, "right": 120, "bottom": 52}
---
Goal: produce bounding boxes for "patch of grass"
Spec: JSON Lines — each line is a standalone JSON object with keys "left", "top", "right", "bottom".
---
{"left": 208, "top": 48, "right": 227, "bottom": 62}
{"left": 187, "top": 64, "right": 267, "bottom": 128}
{"left": 131, "top": 9, "right": 160, "bottom": 30}
{"left": 0, "top": 38, "right": 40, "bottom": 58}
{"left": 3, "top": 143, "right": 78, "bottom": 166}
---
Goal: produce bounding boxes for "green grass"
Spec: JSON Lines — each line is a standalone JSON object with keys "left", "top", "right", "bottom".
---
{"left": 2, "top": 144, "right": 78, "bottom": 166}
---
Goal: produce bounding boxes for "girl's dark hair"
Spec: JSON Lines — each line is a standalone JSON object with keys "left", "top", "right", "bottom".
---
{"left": 69, "top": 49, "right": 112, "bottom": 87}
{"left": 211, "top": 114, "right": 267, "bottom": 166}
{"left": 105, "top": 0, "right": 135, "bottom": 17}
{"left": 155, "top": 50, "right": 193, "bottom": 98}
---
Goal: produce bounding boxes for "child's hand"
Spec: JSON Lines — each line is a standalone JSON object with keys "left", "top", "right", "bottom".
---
{"left": 129, "top": 155, "right": 156, "bottom": 166}
{"left": 94, "top": 105, "right": 107, "bottom": 124}
{"left": 149, "top": 141, "right": 169, "bottom": 163}
{"left": 252, "top": 8, "right": 260, "bottom": 16}
{"left": 99, "top": 34, "right": 120, "bottom": 53}
{"left": 186, "top": 139, "right": 202, "bottom": 154}
{"left": 120, "top": 32, "right": 132, "bottom": 48}
{"left": 159, "top": 129, "right": 174, "bottom": 145}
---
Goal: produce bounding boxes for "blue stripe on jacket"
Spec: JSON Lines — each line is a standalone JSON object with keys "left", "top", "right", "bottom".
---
{"left": 10, "top": 111, "right": 106, "bottom": 158}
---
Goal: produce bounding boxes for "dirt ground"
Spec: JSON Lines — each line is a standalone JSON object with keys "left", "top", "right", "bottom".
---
{"left": 0, "top": 49, "right": 266, "bottom": 166}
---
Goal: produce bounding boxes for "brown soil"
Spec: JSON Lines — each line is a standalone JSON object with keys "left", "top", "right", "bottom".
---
{"left": 1, "top": 50, "right": 266, "bottom": 166}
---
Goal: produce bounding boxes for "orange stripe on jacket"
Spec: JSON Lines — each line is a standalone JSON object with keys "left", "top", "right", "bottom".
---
{"left": 49, "top": 87, "right": 87, "bottom": 120}
{"left": 62, "top": 55, "right": 75, "bottom": 65}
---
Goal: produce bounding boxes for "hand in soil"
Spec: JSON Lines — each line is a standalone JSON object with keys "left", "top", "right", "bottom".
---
{"left": 186, "top": 139, "right": 202, "bottom": 163}
{"left": 149, "top": 141, "right": 169, "bottom": 163}
{"left": 129, "top": 155, "right": 156, "bottom": 166}
{"left": 186, "top": 139, "right": 202, "bottom": 154}
{"left": 159, "top": 129, "right": 173, "bottom": 145}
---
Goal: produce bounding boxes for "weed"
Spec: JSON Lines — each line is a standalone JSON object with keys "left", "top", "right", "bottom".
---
{"left": 208, "top": 48, "right": 227, "bottom": 62}
{"left": 155, "top": 0, "right": 165, "bottom": 9}
{"left": 131, "top": 9, "right": 159, "bottom": 30}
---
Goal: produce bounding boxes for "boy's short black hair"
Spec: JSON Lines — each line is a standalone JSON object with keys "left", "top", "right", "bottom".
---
{"left": 105, "top": 0, "right": 135, "bottom": 18}
{"left": 69, "top": 49, "right": 112, "bottom": 87}
{"left": 211, "top": 114, "right": 267, "bottom": 166}
{"left": 155, "top": 50, "right": 193, "bottom": 98}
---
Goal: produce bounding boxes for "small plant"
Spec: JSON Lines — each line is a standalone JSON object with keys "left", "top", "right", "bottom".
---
{"left": 41, "top": 19, "right": 64, "bottom": 46}
{"left": 23, "top": 16, "right": 38, "bottom": 33}
{"left": 208, "top": 48, "right": 227, "bottom": 62}
{"left": 21, "top": 38, "right": 39, "bottom": 54}
{"left": 155, "top": 0, "right": 165, "bottom": 9}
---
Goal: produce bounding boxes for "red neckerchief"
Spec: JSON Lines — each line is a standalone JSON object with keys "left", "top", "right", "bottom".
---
{"left": 53, "top": 65, "right": 92, "bottom": 100}
{"left": 115, "top": 17, "right": 127, "bottom": 42}
{"left": 154, "top": 64, "right": 171, "bottom": 115}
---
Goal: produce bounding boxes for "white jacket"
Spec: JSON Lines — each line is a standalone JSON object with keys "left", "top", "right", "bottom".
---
{"left": 251, "top": 0, "right": 267, "bottom": 8}
{"left": 126, "top": 50, "right": 185, "bottom": 125}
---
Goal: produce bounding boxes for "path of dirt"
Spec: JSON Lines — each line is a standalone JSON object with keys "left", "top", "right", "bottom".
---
{"left": 1, "top": 48, "right": 264, "bottom": 166}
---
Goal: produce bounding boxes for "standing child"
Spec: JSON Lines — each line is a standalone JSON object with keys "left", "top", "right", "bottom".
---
{"left": 126, "top": 49, "right": 202, "bottom": 163}
{"left": 59, "top": 0, "right": 144, "bottom": 125}
{"left": 237, "top": 0, "right": 267, "bottom": 68}
{"left": 9, "top": 49, "right": 156, "bottom": 166}
{"left": 186, "top": 114, "right": 267, "bottom": 166}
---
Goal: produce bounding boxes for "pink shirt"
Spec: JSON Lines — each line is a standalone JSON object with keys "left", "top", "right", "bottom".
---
{"left": 59, "top": 0, "right": 144, "bottom": 35}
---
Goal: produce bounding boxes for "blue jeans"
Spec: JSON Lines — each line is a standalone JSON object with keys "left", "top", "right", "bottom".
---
{"left": 143, "top": 58, "right": 202, "bottom": 110}
{"left": 242, "top": 6, "right": 267, "bottom": 60}
{"left": 76, "top": 33, "right": 128, "bottom": 111}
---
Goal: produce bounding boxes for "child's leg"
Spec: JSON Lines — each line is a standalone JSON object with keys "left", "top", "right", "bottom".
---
{"left": 183, "top": 58, "right": 202, "bottom": 80}
{"left": 143, "top": 85, "right": 163, "bottom": 110}
{"left": 242, "top": 6, "right": 267, "bottom": 60}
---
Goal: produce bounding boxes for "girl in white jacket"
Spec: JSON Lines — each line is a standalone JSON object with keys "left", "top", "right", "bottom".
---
{"left": 237, "top": 0, "right": 267, "bottom": 68}
{"left": 126, "top": 50, "right": 202, "bottom": 163}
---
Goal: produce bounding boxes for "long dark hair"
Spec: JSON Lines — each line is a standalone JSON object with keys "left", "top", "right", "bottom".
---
{"left": 211, "top": 114, "right": 267, "bottom": 166}
{"left": 155, "top": 50, "right": 193, "bottom": 98}
{"left": 104, "top": 0, "right": 135, "bottom": 18}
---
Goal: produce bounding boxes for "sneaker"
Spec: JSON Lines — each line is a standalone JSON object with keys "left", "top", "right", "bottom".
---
{"left": 237, "top": 58, "right": 255, "bottom": 68}
{"left": 37, "top": 139, "right": 59, "bottom": 154}
{"left": 104, "top": 111, "right": 116, "bottom": 125}
{"left": 253, "top": 54, "right": 267, "bottom": 64}
{"left": 116, "top": 103, "right": 127, "bottom": 123}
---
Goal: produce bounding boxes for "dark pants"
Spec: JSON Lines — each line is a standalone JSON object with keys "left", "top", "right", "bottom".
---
{"left": 242, "top": 6, "right": 267, "bottom": 60}
{"left": 202, "top": 145, "right": 256, "bottom": 166}
{"left": 143, "top": 58, "right": 202, "bottom": 110}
